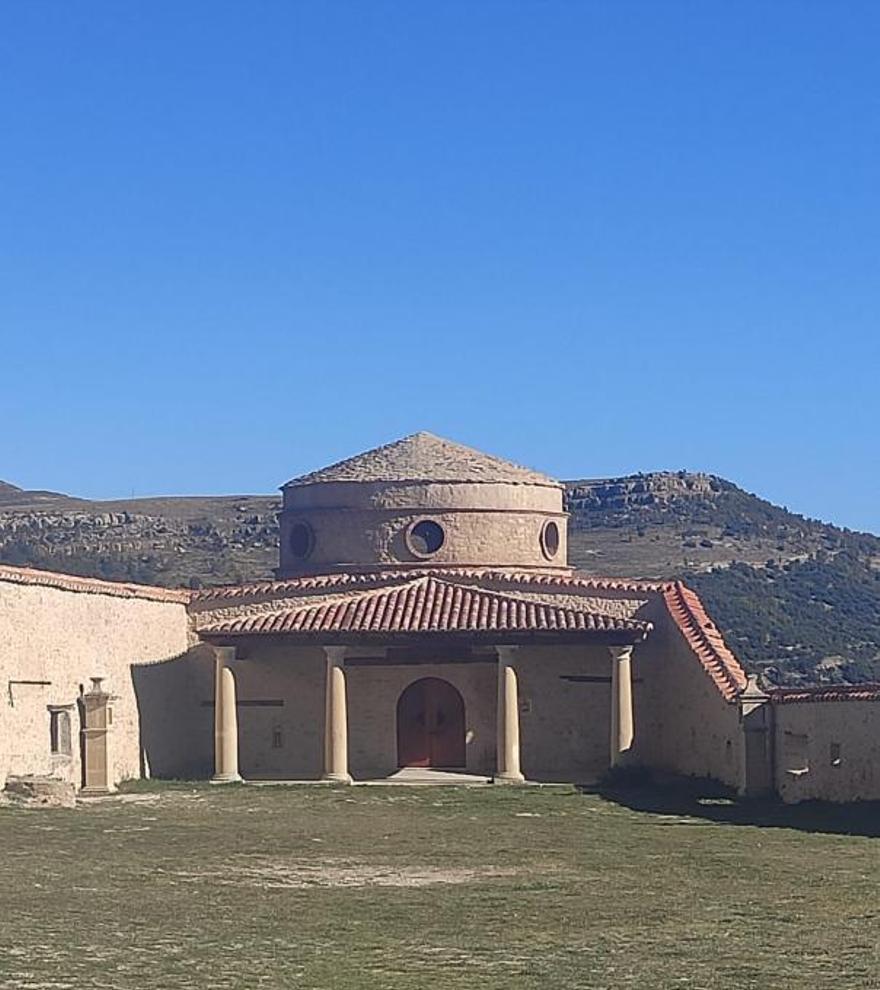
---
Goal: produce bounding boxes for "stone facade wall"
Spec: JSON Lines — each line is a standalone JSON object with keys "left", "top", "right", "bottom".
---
{"left": 0, "top": 574, "right": 190, "bottom": 790}
{"left": 279, "top": 507, "right": 569, "bottom": 575}
{"left": 633, "top": 605, "right": 743, "bottom": 790}
{"left": 227, "top": 643, "right": 326, "bottom": 779}
{"left": 279, "top": 480, "right": 568, "bottom": 576}
{"left": 772, "top": 700, "right": 880, "bottom": 803}
{"left": 516, "top": 644, "right": 617, "bottom": 781}
{"left": 346, "top": 658, "right": 498, "bottom": 778}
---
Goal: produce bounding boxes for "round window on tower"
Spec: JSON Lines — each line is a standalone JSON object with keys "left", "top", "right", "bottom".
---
{"left": 540, "top": 520, "right": 560, "bottom": 560}
{"left": 288, "top": 521, "right": 315, "bottom": 560}
{"left": 406, "top": 519, "right": 445, "bottom": 558}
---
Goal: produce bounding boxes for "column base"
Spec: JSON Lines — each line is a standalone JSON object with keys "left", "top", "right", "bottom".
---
{"left": 493, "top": 773, "right": 526, "bottom": 786}
{"left": 321, "top": 772, "right": 353, "bottom": 784}
{"left": 210, "top": 773, "right": 243, "bottom": 785}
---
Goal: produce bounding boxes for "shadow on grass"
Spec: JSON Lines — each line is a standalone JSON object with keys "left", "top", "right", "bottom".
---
{"left": 590, "top": 774, "right": 880, "bottom": 838}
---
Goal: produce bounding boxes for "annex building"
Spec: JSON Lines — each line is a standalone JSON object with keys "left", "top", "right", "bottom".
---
{"left": 2, "top": 433, "right": 879, "bottom": 803}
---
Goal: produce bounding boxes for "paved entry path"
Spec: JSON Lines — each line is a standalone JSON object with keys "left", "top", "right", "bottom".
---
{"left": 362, "top": 768, "right": 493, "bottom": 785}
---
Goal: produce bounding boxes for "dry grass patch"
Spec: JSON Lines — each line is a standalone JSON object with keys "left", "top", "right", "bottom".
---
{"left": 1, "top": 782, "right": 878, "bottom": 989}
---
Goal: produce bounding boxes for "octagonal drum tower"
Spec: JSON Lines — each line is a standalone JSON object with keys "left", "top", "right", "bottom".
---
{"left": 276, "top": 432, "right": 570, "bottom": 578}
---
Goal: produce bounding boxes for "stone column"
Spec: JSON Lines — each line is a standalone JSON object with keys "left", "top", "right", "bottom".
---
{"left": 81, "top": 677, "right": 113, "bottom": 795}
{"left": 212, "top": 646, "right": 242, "bottom": 783}
{"left": 495, "top": 646, "right": 525, "bottom": 783}
{"left": 323, "top": 646, "right": 351, "bottom": 783}
{"left": 609, "top": 645, "right": 634, "bottom": 767}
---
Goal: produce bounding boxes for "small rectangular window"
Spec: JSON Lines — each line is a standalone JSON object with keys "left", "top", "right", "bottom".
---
{"left": 49, "top": 707, "right": 72, "bottom": 757}
{"left": 830, "top": 742, "right": 842, "bottom": 767}
{"left": 272, "top": 727, "right": 283, "bottom": 750}
{"left": 783, "top": 731, "right": 809, "bottom": 774}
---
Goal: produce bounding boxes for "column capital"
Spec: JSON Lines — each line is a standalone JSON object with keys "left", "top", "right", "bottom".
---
{"left": 739, "top": 674, "right": 771, "bottom": 723}
{"left": 214, "top": 645, "right": 237, "bottom": 666}
{"left": 324, "top": 646, "right": 347, "bottom": 665}
{"left": 496, "top": 645, "right": 519, "bottom": 664}
{"left": 608, "top": 644, "right": 634, "bottom": 662}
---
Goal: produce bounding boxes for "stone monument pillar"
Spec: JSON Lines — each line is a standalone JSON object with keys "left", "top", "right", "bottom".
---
{"left": 80, "top": 677, "right": 114, "bottom": 795}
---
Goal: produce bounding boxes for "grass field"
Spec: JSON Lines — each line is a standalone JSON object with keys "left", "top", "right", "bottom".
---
{"left": 2, "top": 782, "right": 878, "bottom": 989}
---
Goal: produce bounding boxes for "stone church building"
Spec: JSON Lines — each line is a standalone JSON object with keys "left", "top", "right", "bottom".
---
{"left": 2, "top": 433, "right": 879, "bottom": 802}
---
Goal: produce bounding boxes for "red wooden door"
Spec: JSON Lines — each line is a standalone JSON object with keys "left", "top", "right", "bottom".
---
{"left": 397, "top": 678, "right": 466, "bottom": 768}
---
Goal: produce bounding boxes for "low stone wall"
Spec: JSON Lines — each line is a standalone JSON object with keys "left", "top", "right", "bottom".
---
{"left": 772, "top": 696, "right": 880, "bottom": 803}
{"left": 0, "top": 567, "right": 191, "bottom": 790}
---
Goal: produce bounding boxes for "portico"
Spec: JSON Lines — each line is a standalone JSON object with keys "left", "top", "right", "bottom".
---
{"left": 209, "top": 634, "right": 642, "bottom": 785}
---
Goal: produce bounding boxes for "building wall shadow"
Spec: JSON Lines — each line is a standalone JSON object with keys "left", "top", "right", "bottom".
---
{"left": 588, "top": 774, "right": 880, "bottom": 838}
{"left": 131, "top": 644, "right": 214, "bottom": 780}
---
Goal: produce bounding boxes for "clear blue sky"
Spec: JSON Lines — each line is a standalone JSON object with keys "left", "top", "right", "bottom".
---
{"left": 1, "top": 2, "right": 878, "bottom": 532}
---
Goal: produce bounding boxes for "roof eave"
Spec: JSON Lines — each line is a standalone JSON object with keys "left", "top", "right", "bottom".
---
{"left": 197, "top": 626, "right": 651, "bottom": 647}
{"left": 280, "top": 477, "right": 564, "bottom": 491}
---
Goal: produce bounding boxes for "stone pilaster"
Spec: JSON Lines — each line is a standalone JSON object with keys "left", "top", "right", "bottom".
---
{"left": 739, "top": 674, "right": 774, "bottom": 798}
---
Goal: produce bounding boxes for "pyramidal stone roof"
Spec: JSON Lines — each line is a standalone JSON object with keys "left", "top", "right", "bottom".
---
{"left": 283, "top": 432, "right": 561, "bottom": 488}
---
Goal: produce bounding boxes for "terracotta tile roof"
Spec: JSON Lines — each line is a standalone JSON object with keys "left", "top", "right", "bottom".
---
{"left": 189, "top": 568, "right": 670, "bottom": 607}
{"left": 769, "top": 684, "right": 880, "bottom": 704}
{"left": 196, "top": 574, "right": 652, "bottom": 640}
{"left": 283, "top": 432, "right": 561, "bottom": 488}
{"left": 191, "top": 568, "right": 749, "bottom": 703}
{"left": 662, "top": 582, "right": 748, "bottom": 701}
{"left": 0, "top": 563, "right": 190, "bottom": 604}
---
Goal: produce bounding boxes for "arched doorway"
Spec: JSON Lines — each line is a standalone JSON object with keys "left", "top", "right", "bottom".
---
{"left": 397, "top": 677, "right": 466, "bottom": 768}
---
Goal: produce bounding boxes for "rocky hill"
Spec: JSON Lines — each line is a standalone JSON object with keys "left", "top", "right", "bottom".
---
{"left": 1, "top": 472, "right": 878, "bottom": 686}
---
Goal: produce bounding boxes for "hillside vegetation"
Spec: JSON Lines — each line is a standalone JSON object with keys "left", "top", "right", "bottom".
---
{"left": 1, "top": 472, "right": 878, "bottom": 686}
{"left": 566, "top": 473, "right": 880, "bottom": 684}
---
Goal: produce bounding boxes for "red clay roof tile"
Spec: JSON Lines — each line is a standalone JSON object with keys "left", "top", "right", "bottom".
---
{"left": 188, "top": 568, "right": 672, "bottom": 606}
{"left": 0, "top": 563, "right": 190, "bottom": 604}
{"left": 196, "top": 574, "right": 652, "bottom": 639}
{"left": 769, "top": 685, "right": 880, "bottom": 704}
{"left": 662, "top": 581, "right": 748, "bottom": 702}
